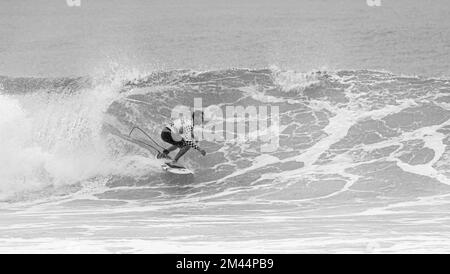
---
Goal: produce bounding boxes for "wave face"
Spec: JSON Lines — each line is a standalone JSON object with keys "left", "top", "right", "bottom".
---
{"left": 1, "top": 68, "right": 450, "bottom": 252}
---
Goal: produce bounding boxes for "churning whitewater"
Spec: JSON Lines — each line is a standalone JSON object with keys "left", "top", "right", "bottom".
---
{"left": 0, "top": 67, "right": 449, "bottom": 252}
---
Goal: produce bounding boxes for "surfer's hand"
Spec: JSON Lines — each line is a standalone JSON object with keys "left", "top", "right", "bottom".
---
{"left": 200, "top": 149, "right": 206, "bottom": 156}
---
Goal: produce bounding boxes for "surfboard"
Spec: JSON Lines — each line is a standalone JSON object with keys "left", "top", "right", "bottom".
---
{"left": 161, "top": 162, "right": 194, "bottom": 175}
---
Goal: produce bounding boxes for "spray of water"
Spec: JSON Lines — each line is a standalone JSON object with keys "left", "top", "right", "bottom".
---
{"left": 0, "top": 66, "right": 159, "bottom": 200}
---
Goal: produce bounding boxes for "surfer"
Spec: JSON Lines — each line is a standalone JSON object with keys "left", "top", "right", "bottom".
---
{"left": 157, "top": 110, "right": 207, "bottom": 166}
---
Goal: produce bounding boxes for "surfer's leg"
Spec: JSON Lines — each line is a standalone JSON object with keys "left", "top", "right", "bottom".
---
{"left": 157, "top": 145, "right": 178, "bottom": 159}
{"left": 164, "top": 145, "right": 178, "bottom": 154}
{"left": 173, "top": 146, "right": 190, "bottom": 162}
{"left": 160, "top": 128, "right": 181, "bottom": 158}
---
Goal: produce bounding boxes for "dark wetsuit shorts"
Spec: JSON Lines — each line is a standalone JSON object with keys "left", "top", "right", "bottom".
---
{"left": 161, "top": 127, "right": 185, "bottom": 148}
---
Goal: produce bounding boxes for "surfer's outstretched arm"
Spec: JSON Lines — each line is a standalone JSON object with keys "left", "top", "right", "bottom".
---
{"left": 182, "top": 131, "right": 206, "bottom": 156}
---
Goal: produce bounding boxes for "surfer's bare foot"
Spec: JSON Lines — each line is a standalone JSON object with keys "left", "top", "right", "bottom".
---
{"left": 169, "top": 160, "right": 182, "bottom": 167}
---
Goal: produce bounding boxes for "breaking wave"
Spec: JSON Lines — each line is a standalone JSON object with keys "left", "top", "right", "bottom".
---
{"left": 0, "top": 67, "right": 449, "bottom": 207}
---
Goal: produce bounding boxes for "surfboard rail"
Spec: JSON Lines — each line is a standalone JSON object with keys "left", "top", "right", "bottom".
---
{"left": 161, "top": 163, "right": 194, "bottom": 175}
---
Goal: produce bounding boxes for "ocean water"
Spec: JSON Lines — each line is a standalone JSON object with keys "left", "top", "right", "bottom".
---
{"left": 0, "top": 0, "right": 450, "bottom": 253}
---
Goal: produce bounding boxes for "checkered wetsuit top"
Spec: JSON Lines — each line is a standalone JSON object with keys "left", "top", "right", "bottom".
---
{"left": 166, "top": 118, "right": 201, "bottom": 150}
